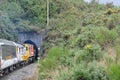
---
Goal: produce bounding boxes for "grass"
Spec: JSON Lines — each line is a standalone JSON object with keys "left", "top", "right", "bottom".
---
{"left": 108, "top": 64, "right": 120, "bottom": 80}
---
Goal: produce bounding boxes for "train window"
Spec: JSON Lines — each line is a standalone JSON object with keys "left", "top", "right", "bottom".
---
{"left": 26, "top": 47, "right": 28, "bottom": 50}
{"left": 21, "top": 48, "right": 24, "bottom": 54}
{"left": 2, "top": 45, "right": 16, "bottom": 60}
{"left": 23, "top": 48, "right": 26, "bottom": 54}
{"left": 0, "top": 46, "right": 1, "bottom": 56}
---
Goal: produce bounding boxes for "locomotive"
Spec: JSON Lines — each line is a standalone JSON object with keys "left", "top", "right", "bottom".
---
{"left": 0, "top": 39, "right": 36, "bottom": 76}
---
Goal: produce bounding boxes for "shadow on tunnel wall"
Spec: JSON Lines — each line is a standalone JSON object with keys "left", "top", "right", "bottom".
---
{"left": 18, "top": 31, "right": 43, "bottom": 47}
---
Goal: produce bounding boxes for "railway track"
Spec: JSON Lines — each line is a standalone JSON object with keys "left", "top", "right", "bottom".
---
{"left": 1, "top": 63, "right": 37, "bottom": 80}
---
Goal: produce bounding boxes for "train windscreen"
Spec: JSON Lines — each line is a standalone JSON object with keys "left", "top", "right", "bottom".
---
{"left": 0, "top": 46, "right": 1, "bottom": 56}
{"left": 2, "top": 45, "right": 16, "bottom": 60}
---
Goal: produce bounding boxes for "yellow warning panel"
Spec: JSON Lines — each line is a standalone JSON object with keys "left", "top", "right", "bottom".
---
{"left": 22, "top": 44, "right": 30, "bottom": 61}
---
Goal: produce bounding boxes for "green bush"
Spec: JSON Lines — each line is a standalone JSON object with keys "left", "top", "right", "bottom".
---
{"left": 75, "top": 27, "right": 95, "bottom": 47}
{"left": 73, "top": 49, "right": 84, "bottom": 64}
{"left": 95, "top": 27, "right": 118, "bottom": 47}
{"left": 72, "top": 64, "right": 89, "bottom": 80}
{"left": 88, "top": 62, "right": 109, "bottom": 80}
{"left": 81, "top": 44, "right": 103, "bottom": 62}
{"left": 56, "top": 62, "right": 108, "bottom": 80}
{"left": 56, "top": 70, "right": 73, "bottom": 80}
{"left": 56, "top": 63, "right": 88, "bottom": 80}
{"left": 74, "top": 62, "right": 108, "bottom": 80}
{"left": 59, "top": 56, "right": 74, "bottom": 67}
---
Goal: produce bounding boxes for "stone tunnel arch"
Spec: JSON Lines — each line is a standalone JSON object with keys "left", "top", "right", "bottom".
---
{"left": 24, "top": 40, "right": 38, "bottom": 60}
{"left": 18, "top": 31, "right": 45, "bottom": 59}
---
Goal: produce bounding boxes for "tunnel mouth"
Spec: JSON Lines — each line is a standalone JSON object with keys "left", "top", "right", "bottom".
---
{"left": 24, "top": 40, "right": 38, "bottom": 60}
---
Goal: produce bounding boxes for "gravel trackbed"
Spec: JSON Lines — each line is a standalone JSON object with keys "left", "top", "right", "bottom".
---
{"left": 1, "top": 63, "right": 38, "bottom": 80}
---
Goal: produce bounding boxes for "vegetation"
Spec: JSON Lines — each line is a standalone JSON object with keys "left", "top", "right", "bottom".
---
{"left": 107, "top": 64, "right": 120, "bottom": 80}
{"left": 1, "top": 0, "right": 120, "bottom": 80}
{"left": 0, "top": 0, "right": 48, "bottom": 40}
{"left": 38, "top": 0, "right": 120, "bottom": 80}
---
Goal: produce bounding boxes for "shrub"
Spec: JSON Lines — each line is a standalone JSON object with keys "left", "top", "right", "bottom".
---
{"left": 81, "top": 44, "right": 103, "bottom": 62}
{"left": 95, "top": 27, "right": 118, "bottom": 47}
{"left": 75, "top": 27, "right": 95, "bottom": 47}
{"left": 56, "top": 62, "right": 109, "bottom": 80}
{"left": 104, "top": 8, "right": 118, "bottom": 15}
{"left": 56, "top": 63, "right": 89, "bottom": 80}
{"left": 88, "top": 62, "right": 109, "bottom": 80}
{"left": 59, "top": 56, "right": 74, "bottom": 67}
{"left": 73, "top": 62, "right": 108, "bottom": 80}
{"left": 56, "top": 70, "right": 73, "bottom": 80}
{"left": 72, "top": 64, "right": 89, "bottom": 80}
{"left": 74, "top": 49, "right": 85, "bottom": 64}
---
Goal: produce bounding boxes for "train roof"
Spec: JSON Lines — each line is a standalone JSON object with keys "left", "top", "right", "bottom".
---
{"left": 16, "top": 43, "right": 24, "bottom": 47}
{"left": 0, "top": 39, "right": 16, "bottom": 46}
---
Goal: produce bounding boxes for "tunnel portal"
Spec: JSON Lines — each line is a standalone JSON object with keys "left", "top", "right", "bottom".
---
{"left": 18, "top": 31, "right": 44, "bottom": 60}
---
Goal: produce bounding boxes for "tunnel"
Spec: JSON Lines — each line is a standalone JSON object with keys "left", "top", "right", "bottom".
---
{"left": 24, "top": 40, "right": 39, "bottom": 60}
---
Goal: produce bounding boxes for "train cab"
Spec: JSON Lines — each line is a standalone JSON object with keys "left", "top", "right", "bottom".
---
{"left": 24, "top": 44, "right": 35, "bottom": 62}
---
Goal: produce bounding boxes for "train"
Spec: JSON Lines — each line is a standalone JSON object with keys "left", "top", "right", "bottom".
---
{"left": 0, "top": 39, "right": 37, "bottom": 76}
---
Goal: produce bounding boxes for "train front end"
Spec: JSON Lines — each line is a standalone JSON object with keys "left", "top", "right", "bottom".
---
{"left": 23, "top": 44, "right": 35, "bottom": 63}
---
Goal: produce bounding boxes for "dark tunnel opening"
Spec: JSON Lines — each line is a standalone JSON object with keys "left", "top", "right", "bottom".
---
{"left": 24, "top": 40, "right": 39, "bottom": 60}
